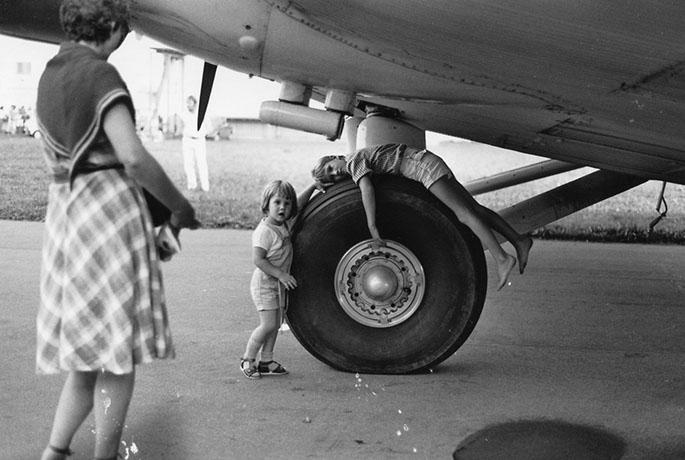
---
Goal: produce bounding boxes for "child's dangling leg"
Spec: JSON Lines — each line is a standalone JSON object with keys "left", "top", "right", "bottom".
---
{"left": 515, "top": 235, "right": 533, "bottom": 274}
{"left": 495, "top": 253, "right": 517, "bottom": 291}
{"left": 476, "top": 205, "right": 533, "bottom": 274}
{"left": 428, "top": 178, "right": 517, "bottom": 290}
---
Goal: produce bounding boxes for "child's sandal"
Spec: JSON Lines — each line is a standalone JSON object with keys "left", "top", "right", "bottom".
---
{"left": 258, "top": 360, "right": 289, "bottom": 376}
{"left": 45, "top": 445, "right": 73, "bottom": 459}
{"left": 240, "top": 358, "right": 260, "bottom": 379}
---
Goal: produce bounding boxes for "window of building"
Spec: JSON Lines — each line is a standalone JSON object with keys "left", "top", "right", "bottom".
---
{"left": 16, "top": 62, "right": 31, "bottom": 75}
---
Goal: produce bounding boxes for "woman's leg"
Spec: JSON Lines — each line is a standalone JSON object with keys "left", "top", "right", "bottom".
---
{"left": 428, "top": 177, "right": 516, "bottom": 290}
{"left": 92, "top": 370, "right": 135, "bottom": 459}
{"left": 41, "top": 371, "right": 98, "bottom": 460}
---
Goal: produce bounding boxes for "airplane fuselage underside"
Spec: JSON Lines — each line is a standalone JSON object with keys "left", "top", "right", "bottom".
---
{"left": 2, "top": 0, "right": 685, "bottom": 184}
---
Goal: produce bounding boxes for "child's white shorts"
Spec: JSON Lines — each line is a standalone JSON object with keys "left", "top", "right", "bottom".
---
{"left": 250, "top": 278, "right": 282, "bottom": 311}
{"left": 399, "top": 148, "right": 453, "bottom": 189}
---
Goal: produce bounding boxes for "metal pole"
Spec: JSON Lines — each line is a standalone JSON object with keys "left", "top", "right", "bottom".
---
{"left": 465, "top": 160, "right": 582, "bottom": 195}
{"left": 497, "top": 169, "right": 646, "bottom": 235}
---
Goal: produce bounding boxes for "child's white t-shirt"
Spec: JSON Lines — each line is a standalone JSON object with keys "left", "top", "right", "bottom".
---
{"left": 251, "top": 218, "right": 293, "bottom": 290}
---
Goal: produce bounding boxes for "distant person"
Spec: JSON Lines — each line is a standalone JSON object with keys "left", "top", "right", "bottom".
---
{"left": 35, "top": 1, "right": 199, "bottom": 459}
{"left": 181, "top": 95, "right": 210, "bottom": 191}
{"left": 240, "top": 180, "right": 316, "bottom": 378}
{"left": 23, "top": 106, "right": 36, "bottom": 136}
{"left": 0, "top": 106, "right": 8, "bottom": 134}
{"left": 152, "top": 114, "right": 164, "bottom": 142}
{"left": 311, "top": 143, "right": 533, "bottom": 290}
{"left": 8, "top": 104, "right": 18, "bottom": 134}
{"left": 19, "top": 105, "right": 28, "bottom": 133}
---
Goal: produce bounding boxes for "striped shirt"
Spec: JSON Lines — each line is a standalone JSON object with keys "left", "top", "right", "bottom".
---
{"left": 346, "top": 143, "right": 416, "bottom": 183}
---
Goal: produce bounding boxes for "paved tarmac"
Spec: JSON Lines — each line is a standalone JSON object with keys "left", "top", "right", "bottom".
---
{"left": 1, "top": 219, "right": 684, "bottom": 459}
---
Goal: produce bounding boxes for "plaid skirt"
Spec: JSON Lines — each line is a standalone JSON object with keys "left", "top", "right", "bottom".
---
{"left": 36, "top": 169, "right": 174, "bottom": 375}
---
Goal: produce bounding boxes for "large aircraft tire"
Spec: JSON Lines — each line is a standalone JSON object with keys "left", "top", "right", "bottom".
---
{"left": 288, "top": 176, "right": 487, "bottom": 374}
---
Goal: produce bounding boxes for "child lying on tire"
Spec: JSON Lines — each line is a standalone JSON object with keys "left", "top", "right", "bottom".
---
{"left": 311, "top": 143, "right": 532, "bottom": 290}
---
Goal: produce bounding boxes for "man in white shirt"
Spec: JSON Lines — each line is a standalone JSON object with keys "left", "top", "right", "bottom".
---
{"left": 181, "top": 95, "right": 210, "bottom": 191}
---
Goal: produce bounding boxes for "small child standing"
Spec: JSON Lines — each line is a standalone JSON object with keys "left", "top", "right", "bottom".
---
{"left": 240, "top": 180, "right": 313, "bottom": 379}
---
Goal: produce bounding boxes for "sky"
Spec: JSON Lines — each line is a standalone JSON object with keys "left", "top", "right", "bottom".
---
{"left": 0, "top": 33, "right": 281, "bottom": 119}
{"left": 0, "top": 33, "right": 455, "bottom": 143}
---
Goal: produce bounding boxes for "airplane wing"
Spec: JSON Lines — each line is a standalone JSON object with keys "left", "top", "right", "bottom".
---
{"left": 155, "top": 1, "right": 685, "bottom": 184}
{"left": 3, "top": 1, "right": 684, "bottom": 182}
{"left": 2, "top": 0, "right": 684, "bottom": 374}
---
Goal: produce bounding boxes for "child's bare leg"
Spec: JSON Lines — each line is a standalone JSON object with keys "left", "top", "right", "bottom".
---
{"left": 243, "top": 328, "right": 264, "bottom": 362}
{"left": 477, "top": 205, "right": 533, "bottom": 274}
{"left": 244, "top": 310, "right": 280, "bottom": 360}
{"left": 515, "top": 235, "right": 533, "bottom": 274}
{"left": 435, "top": 177, "right": 533, "bottom": 274}
{"left": 428, "top": 178, "right": 516, "bottom": 290}
{"left": 93, "top": 370, "right": 135, "bottom": 459}
{"left": 41, "top": 371, "right": 97, "bottom": 460}
{"left": 258, "top": 309, "right": 281, "bottom": 361}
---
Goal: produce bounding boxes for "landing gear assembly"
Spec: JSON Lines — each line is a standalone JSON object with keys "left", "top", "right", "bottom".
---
{"left": 288, "top": 176, "right": 487, "bottom": 374}
{"left": 262, "top": 94, "right": 489, "bottom": 373}
{"left": 262, "top": 87, "right": 644, "bottom": 374}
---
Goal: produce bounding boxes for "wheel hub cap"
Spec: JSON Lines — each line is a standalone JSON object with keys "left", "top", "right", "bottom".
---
{"left": 334, "top": 239, "right": 425, "bottom": 328}
{"left": 362, "top": 265, "right": 398, "bottom": 301}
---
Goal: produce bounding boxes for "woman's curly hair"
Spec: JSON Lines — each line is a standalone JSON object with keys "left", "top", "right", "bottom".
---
{"left": 59, "top": 0, "right": 130, "bottom": 43}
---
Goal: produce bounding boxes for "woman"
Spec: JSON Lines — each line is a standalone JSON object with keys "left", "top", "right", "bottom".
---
{"left": 36, "top": 1, "right": 199, "bottom": 459}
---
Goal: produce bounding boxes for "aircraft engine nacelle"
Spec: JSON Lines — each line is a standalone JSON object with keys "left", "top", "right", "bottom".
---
{"left": 259, "top": 101, "right": 344, "bottom": 141}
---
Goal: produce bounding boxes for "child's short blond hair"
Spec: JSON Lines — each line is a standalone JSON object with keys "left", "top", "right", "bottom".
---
{"left": 260, "top": 180, "right": 298, "bottom": 218}
{"left": 311, "top": 155, "right": 346, "bottom": 185}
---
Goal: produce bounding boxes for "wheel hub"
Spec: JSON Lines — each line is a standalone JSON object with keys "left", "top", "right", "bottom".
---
{"left": 362, "top": 265, "right": 398, "bottom": 301}
{"left": 334, "top": 239, "right": 425, "bottom": 328}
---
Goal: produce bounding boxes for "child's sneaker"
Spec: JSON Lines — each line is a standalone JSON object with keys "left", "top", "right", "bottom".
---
{"left": 240, "top": 358, "right": 260, "bottom": 379}
{"left": 258, "top": 360, "right": 288, "bottom": 376}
